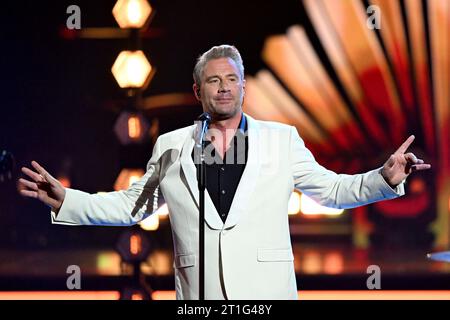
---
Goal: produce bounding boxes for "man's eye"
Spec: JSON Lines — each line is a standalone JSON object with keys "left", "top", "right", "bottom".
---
{"left": 229, "top": 78, "right": 237, "bottom": 82}
{"left": 209, "top": 79, "right": 218, "bottom": 83}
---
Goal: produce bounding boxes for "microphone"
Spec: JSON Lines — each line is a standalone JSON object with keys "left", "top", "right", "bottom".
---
{"left": 195, "top": 112, "right": 212, "bottom": 148}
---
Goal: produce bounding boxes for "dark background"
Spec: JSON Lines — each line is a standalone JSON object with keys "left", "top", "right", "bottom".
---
{"left": 0, "top": 0, "right": 315, "bottom": 249}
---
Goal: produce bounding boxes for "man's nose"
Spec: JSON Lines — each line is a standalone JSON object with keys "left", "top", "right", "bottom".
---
{"left": 218, "top": 82, "right": 230, "bottom": 92}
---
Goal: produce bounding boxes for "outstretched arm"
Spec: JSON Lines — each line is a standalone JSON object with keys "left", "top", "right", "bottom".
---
{"left": 290, "top": 128, "right": 429, "bottom": 209}
{"left": 18, "top": 139, "right": 162, "bottom": 226}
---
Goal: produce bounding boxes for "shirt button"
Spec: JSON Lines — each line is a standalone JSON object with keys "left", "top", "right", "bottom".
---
{"left": 221, "top": 190, "right": 226, "bottom": 195}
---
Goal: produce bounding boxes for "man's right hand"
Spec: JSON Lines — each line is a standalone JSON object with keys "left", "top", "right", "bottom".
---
{"left": 18, "top": 161, "right": 66, "bottom": 213}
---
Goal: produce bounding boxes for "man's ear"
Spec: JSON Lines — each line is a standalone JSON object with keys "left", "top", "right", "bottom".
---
{"left": 193, "top": 84, "right": 201, "bottom": 100}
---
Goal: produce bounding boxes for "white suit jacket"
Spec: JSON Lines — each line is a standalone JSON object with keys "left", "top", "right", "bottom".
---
{"left": 51, "top": 114, "right": 404, "bottom": 299}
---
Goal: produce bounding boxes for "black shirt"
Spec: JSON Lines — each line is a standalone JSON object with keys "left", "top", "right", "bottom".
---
{"left": 192, "top": 115, "right": 248, "bottom": 222}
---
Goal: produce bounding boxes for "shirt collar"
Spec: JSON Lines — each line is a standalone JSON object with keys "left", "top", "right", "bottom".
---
{"left": 204, "top": 113, "right": 247, "bottom": 140}
{"left": 237, "top": 113, "right": 247, "bottom": 134}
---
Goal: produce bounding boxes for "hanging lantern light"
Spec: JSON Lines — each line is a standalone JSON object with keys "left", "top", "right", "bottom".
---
{"left": 112, "top": 0, "right": 152, "bottom": 29}
{"left": 114, "top": 111, "right": 150, "bottom": 145}
{"left": 111, "top": 50, "right": 152, "bottom": 89}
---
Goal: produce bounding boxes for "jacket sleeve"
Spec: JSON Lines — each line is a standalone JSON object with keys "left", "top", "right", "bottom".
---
{"left": 289, "top": 126, "right": 405, "bottom": 209}
{"left": 50, "top": 137, "right": 162, "bottom": 226}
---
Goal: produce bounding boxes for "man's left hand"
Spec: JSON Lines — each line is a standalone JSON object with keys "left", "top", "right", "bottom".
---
{"left": 381, "top": 135, "right": 431, "bottom": 188}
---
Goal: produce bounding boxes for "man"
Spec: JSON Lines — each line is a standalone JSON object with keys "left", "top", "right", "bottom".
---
{"left": 18, "top": 45, "right": 431, "bottom": 300}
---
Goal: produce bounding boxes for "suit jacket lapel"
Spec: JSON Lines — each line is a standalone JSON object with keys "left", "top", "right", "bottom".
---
{"left": 224, "top": 115, "right": 261, "bottom": 229}
{"left": 179, "top": 126, "right": 224, "bottom": 230}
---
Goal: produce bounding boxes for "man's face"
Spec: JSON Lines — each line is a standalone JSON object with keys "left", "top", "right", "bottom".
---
{"left": 194, "top": 57, "right": 245, "bottom": 120}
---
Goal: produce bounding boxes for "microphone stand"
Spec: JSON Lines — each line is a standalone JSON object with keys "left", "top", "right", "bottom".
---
{"left": 194, "top": 113, "right": 211, "bottom": 300}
